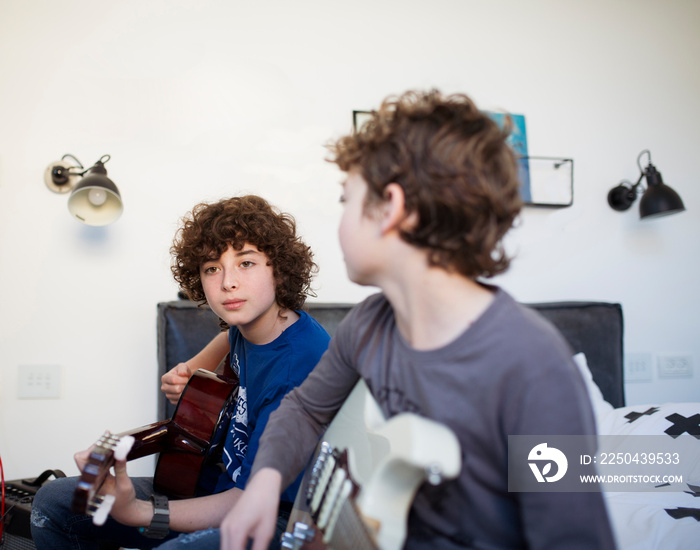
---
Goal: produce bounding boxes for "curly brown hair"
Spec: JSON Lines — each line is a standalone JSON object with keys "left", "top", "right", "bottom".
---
{"left": 171, "top": 195, "right": 317, "bottom": 314}
{"left": 329, "top": 89, "right": 522, "bottom": 279}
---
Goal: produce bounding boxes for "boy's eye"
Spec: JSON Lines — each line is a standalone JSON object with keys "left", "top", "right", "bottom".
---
{"left": 203, "top": 266, "right": 219, "bottom": 274}
{"left": 240, "top": 260, "right": 254, "bottom": 268}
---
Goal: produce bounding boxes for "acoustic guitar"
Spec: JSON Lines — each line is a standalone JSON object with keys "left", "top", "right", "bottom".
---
{"left": 281, "top": 380, "right": 461, "bottom": 550}
{"left": 71, "top": 359, "right": 238, "bottom": 524}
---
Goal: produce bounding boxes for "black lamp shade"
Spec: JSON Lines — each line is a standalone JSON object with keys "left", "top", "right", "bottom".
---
{"left": 639, "top": 183, "right": 685, "bottom": 219}
{"left": 639, "top": 164, "right": 685, "bottom": 219}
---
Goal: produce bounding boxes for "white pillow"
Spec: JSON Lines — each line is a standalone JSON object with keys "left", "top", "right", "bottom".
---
{"left": 572, "top": 352, "right": 615, "bottom": 426}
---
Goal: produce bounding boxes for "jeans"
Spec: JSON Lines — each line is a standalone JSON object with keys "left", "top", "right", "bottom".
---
{"left": 30, "top": 476, "right": 291, "bottom": 550}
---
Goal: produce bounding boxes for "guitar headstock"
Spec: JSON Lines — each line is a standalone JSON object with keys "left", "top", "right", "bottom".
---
{"left": 71, "top": 432, "right": 134, "bottom": 525}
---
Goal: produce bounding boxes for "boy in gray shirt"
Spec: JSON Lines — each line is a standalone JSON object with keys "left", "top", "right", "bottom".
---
{"left": 213, "top": 90, "right": 615, "bottom": 549}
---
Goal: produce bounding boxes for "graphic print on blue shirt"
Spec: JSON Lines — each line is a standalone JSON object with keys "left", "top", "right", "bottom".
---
{"left": 218, "top": 312, "right": 331, "bottom": 495}
{"left": 224, "top": 352, "right": 248, "bottom": 482}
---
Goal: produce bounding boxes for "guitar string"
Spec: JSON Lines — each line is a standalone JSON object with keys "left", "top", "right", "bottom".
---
{"left": 331, "top": 499, "right": 377, "bottom": 550}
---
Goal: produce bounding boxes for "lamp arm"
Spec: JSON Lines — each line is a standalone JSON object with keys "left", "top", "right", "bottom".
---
{"left": 629, "top": 171, "right": 645, "bottom": 193}
{"left": 61, "top": 153, "right": 84, "bottom": 170}
{"left": 70, "top": 155, "right": 112, "bottom": 177}
{"left": 636, "top": 149, "right": 651, "bottom": 173}
{"left": 607, "top": 173, "right": 644, "bottom": 212}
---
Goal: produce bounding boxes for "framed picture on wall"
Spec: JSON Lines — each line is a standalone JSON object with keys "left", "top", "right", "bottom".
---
{"left": 486, "top": 111, "right": 573, "bottom": 207}
{"left": 486, "top": 112, "right": 532, "bottom": 203}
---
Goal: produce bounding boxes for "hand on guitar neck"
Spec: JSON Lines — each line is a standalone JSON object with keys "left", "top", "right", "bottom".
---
{"left": 73, "top": 434, "right": 138, "bottom": 526}
{"left": 71, "top": 365, "right": 239, "bottom": 526}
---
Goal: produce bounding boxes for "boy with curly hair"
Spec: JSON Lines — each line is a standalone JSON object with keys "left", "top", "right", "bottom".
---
{"left": 220, "top": 91, "right": 616, "bottom": 549}
{"left": 31, "top": 195, "right": 330, "bottom": 550}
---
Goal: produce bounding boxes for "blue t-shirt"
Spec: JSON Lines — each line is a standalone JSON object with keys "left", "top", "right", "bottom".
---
{"left": 217, "top": 310, "right": 329, "bottom": 503}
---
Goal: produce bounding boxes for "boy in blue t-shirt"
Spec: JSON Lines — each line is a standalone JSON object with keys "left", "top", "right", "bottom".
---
{"left": 31, "top": 195, "right": 330, "bottom": 550}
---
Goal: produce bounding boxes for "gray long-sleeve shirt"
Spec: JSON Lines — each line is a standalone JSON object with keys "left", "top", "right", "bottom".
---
{"left": 252, "top": 288, "right": 616, "bottom": 549}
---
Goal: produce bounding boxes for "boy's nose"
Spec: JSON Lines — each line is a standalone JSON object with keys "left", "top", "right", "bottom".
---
{"left": 222, "top": 271, "right": 238, "bottom": 290}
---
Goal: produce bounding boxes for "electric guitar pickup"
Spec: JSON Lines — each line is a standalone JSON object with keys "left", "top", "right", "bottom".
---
{"left": 282, "top": 380, "right": 461, "bottom": 550}
{"left": 71, "top": 360, "right": 238, "bottom": 524}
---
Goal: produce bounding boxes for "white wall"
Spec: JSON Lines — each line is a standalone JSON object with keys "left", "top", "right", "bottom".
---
{"left": 1, "top": 0, "right": 698, "bottom": 480}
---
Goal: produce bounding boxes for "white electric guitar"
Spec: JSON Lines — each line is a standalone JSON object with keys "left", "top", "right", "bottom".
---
{"left": 282, "top": 380, "right": 461, "bottom": 550}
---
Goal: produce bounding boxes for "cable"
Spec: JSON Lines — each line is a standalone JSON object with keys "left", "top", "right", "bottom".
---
{"left": 1, "top": 451, "right": 5, "bottom": 541}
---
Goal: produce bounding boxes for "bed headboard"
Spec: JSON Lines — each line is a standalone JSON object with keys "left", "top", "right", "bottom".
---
{"left": 157, "top": 299, "right": 624, "bottom": 420}
{"left": 524, "top": 301, "right": 624, "bottom": 409}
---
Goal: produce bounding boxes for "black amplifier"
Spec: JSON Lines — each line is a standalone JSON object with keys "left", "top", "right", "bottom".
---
{"left": 1, "top": 470, "right": 65, "bottom": 550}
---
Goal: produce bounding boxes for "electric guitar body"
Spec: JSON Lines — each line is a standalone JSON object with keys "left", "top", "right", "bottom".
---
{"left": 72, "top": 360, "right": 238, "bottom": 522}
{"left": 282, "top": 379, "right": 461, "bottom": 550}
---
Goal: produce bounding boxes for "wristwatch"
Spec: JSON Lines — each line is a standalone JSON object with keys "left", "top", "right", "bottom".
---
{"left": 139, "top": 494, "right": 170, "bottom": 539}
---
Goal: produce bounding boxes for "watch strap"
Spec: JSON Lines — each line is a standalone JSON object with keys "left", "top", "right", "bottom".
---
{"left": 139, "top": 494, "right": 169, "bottom": 539}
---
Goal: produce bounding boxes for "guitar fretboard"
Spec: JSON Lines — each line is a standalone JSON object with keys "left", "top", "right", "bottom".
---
{"left": 328, "top": 499, "right": 377, "bottom": 550}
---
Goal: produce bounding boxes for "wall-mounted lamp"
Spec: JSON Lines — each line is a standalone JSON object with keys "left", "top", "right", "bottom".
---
{"left": 607, "top": 150, "right": 685, "bottom": 219}
{"left": 44, "top": 154, "right": 123, "bottom": 226}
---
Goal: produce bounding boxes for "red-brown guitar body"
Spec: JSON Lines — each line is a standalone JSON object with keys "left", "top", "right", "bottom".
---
{"left": 72, "top": 364, "right": 238, "bottom": 516}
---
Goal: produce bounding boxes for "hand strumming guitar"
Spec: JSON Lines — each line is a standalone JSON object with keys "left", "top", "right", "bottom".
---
{"left": 220, "top": 468, "right": 282, "bottom": 550}
{"left": 161, "top": 362, "right": 192, "bottom": 405}
{"left": 160, "top": 331, "right": 230, "bottom": 404}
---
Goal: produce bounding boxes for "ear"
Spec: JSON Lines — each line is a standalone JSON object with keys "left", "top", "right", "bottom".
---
{"left": 379, "top": 183, "right": 409, "bottom": 234}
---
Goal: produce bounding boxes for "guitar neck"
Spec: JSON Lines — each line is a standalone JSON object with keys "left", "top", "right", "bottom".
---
{"left": 119, "top": 420, "right": 170, "bottom": 460}
{"left": 71, "top": 421, "right": 172, "bottom": 515}
{"left": 73, "top": 367, "right": 240, "bottom": 518}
